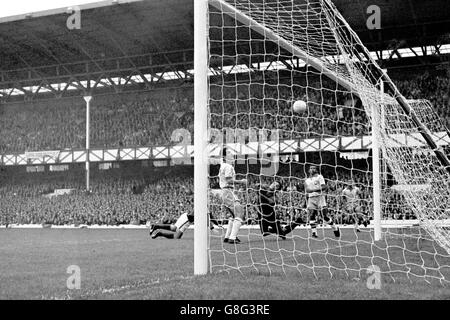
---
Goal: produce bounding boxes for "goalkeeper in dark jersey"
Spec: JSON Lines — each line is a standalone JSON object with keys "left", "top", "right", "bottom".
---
{"left": 255, "top": 181, "right": 286, "bottom": 239}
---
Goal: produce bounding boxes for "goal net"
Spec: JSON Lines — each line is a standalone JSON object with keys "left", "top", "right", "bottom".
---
{"left": 203, "top": 0, "right": 450, "bottom": 284}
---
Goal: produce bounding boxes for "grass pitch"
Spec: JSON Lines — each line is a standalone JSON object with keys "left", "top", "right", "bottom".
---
{"left": 0, "top": 228, "right": 449, "bottom": 299}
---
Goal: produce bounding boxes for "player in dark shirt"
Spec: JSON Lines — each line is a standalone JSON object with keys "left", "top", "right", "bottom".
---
{"left": 149, "top": 211, "right": 220, "bottom": 239}
{"left": 255, "top": 181, "right": 286, "bottom": 239}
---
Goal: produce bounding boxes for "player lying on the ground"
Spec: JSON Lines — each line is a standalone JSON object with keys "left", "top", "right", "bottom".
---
{"left": 340, "top": 181, "right": 369, "bottom": 232}
{"left": 149, "top": 212, "right": 219, "bottom": 239}
{"left": 284, "top": 166, "right": 340, "bottom": 238}
{"left": 209, "top": 147, "right": 247, "bottom": 244}
{"left": 254, "top": 181, "right": 286, "bottom": 239}
{"left": 149, "top": 211, "right": 194, "bottom": 239}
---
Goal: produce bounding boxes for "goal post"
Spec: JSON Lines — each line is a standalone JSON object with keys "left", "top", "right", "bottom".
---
{"left": 372, "top": 80, "right": 382, "bottom": 241}
{"left": 194, "top": 0, "right": 209, "bottom": 275}
{"left": 196, "top": 0, "right": 450, "bottom": 282}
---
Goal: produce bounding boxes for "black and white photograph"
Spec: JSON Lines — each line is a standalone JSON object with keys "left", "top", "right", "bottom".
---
{"left": 0, "top": 0, "right": 449, "bottom": 308}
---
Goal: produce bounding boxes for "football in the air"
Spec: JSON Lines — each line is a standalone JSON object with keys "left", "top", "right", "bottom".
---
{"left": 292, "top": 100, "right": 307, "bottom": 113}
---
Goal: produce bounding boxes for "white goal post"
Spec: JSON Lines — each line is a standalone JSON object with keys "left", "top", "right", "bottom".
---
{"left": 194, "top": 0, "right": 209, "bottom": 275}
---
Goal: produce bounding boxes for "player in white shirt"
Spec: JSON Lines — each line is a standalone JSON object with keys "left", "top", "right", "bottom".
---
{"left": 210, "top": 147, "right": 247, "bottom": 244}
{"left": 340, "top": 181, "right": 368, "bottom": 232}
{"left": 304, "top": 165, "right": 340, "bottom": 238}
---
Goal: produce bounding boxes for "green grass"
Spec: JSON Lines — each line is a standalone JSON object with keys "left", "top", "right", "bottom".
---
{"left": 0, "top": 228, "right": 449, "bottom": 299}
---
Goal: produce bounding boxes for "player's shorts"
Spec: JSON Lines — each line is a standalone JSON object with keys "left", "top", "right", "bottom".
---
{"left": 174, "top": 213, "right": 191, "bottom": 233}
{"left": 210, "top": 188, "right": 240, "bottom": 212}
{"left": 307, "top": 196, "right": 327, "bottom": 211}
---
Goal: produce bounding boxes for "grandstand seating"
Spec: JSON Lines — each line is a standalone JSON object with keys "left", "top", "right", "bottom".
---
{"left": 0, "top": 87, "right": 194, "bottom": 153}
{"left": 0, "top": 165, "right": 194, "bottom": 226}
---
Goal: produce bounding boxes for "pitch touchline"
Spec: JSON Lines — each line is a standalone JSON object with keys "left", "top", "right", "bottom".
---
{"left": 40, "top": 274, "right": 197, "bottom": 300}
{"left": 88, "top": 274, "right": 196, "bottom": 298}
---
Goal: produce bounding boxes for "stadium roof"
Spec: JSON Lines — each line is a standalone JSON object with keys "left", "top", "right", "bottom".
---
{"left": 0, "top": 0, "right": 193, "bottom": 68}
{"left": 0, "top": 0, "right": 449, "bottom": 99}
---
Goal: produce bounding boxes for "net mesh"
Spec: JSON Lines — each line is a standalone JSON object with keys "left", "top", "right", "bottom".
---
{"left": 206, "top": 0, "right": 450, "bottom": 284}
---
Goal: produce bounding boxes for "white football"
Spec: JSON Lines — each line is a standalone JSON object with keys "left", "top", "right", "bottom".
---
{"left": 292, "top": 100, "right": 307, "bottom": 113}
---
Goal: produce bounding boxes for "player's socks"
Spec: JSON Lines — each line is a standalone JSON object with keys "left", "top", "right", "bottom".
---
{"left": 229, "top": 217, "right": 242, "bottom": 242}
{"left": 310, "top": 221, "right": 318, "bottom": 238}
{"left": 152, "top": 229, "right": 174, "bottom": 239}
{"left": 224, "top": 218, "right": 234, "bottom": 241}
{"left": 333, "top": 224, "right": 341, "bottom": 237}
{"left": 151, "top": 230, "right": 160, "bottom": 239}
{"left": 323, "top": 214, "right": 340, "bottom": 237}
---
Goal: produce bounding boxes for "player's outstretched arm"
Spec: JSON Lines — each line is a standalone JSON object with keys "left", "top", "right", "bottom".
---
{"left": 226, "top": 176, "right": 247, "bottom": 186}
{"left": 233, "top": 177, "right": 247, "bottom": 185}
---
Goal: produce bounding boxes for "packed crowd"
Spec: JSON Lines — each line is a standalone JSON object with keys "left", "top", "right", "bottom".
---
{"left": 0, "top": 87, "right": 194, "bottom": 153}
{"left": 396, "top": 72, "right": 450, "bottom": 129}
{"left": 0, "top": 167, "right": 194, "bottom": 226}
{"left": 0, "top": 162, "right": 414, "bottom": 226}
{"left": 0, "top": 70, "right": 448, "bottom": 154}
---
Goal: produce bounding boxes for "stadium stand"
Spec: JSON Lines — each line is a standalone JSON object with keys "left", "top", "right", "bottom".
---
{"left": 0, "top": 87, "right": 194, "bottom": 153}
{"left": 0, "top": 70, "right": 448, "bottom": 154}
{"left": 0, "top": 69, "right": 447, "bottom": 226}
{"left": 0, "top": 165, "right": 193, "bottom": 226}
